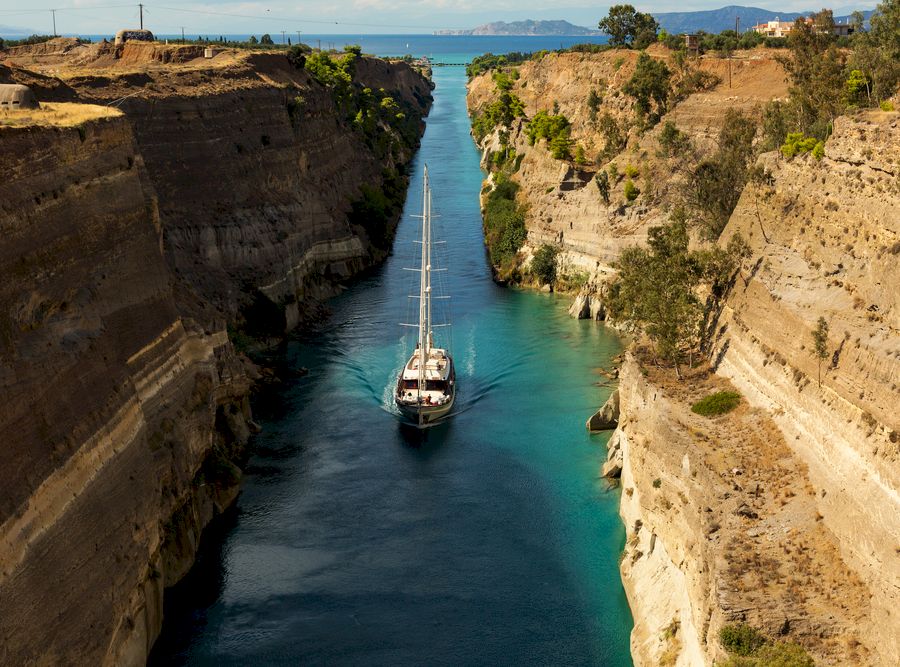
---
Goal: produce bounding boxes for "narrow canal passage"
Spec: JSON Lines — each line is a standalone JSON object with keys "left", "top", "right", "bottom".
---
{"left": 150, "top": 63, "right": 633, "bottom": 666}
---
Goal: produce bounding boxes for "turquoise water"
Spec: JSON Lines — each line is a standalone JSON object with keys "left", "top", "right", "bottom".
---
{"left": 150, "top": 60, "right": 632, "bottom": 666}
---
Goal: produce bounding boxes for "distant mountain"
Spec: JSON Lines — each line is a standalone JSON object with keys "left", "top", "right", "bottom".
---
{"left": 435, "top": 20, "right": 601, "bottom": 37}
{"left": 0, "top": 24, "right": 35, "bottom": 37}
{"left": 653, "top": 5, "right": 872, "bottom": 34}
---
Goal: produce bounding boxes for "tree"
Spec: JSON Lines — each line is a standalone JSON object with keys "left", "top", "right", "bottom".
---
{"left": 248, "top": 35, "right": 258, "bottom": 44}
{"left": 597, "top": 112, "right": 627, "bottom": 161}
{"left": 623, "top": 52, "right": 672, "bottom": 125}
{"left": 812, "top": 316, "right": 829, "bottom": 386}
{"left": 849, "top": 0, "right": 900, "bottom": 105}
{"left": 684, "top": 109, "right": 757, "bottom": 240}
{"left": 607, "top": 219, "right": 747, "bottom": 377}
{"left": 778, "top": 10, "right": 846, "bottom": 139}
{"left": 598, "top": 4, "right": 660, "bottom": 48}
{"left": 531, "top": 244, "right": 559, "bottom": 285}
{"left": 260, "top": 33, "right": 274, "bottom": 45}
{"left": 596, "top": 171, "right": 611, "bottom": 204}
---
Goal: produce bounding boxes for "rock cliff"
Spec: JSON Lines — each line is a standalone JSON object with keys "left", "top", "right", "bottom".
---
{"left": 0, "top": 44, "right": 430, "bottom": 665}
{"left": 608, "top": 111, "right": 899, "bottom": 666}
{"left": 468, "top": 45, "right": 899, "bottom": 666}
{"left": 467, "top": 48, "right": 787, "bottom": 298}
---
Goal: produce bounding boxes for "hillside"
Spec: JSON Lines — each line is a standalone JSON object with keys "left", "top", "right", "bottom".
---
{"left": 654, "top": 4, "right": 871, "bottom": 33}
{"left": 0, "top": 39, "right": 431, "bottom": 664}
{"left": 435, "top": 20, "right": 601, "bottom": 36}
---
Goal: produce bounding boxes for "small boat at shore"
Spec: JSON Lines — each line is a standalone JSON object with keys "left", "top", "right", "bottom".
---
{"left": 395, "top": 165, "right": 456, "bottom": 427}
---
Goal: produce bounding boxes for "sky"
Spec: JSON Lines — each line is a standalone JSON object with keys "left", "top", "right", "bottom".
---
{"left": 0, "top": 0, "right": 879, "bottom": 37}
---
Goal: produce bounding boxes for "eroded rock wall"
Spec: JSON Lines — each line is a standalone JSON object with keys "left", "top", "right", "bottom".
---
{"left": 0, "top": 51, "right": 430, "bottom": 664}
{"left": 713, "top": 110, "right": 900, "bottom": 664}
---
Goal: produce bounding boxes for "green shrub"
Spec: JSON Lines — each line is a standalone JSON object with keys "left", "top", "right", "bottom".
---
{"left": 625, "top": 164, "right": 639, "bottom": 178}
{"left": 691, "top": 391, "right": 741, "bottom": 416}
{"left": 483, "top": 173, "right": 527, "bottom": 268}
{"left": 811, "top": 141, "right": 825, "bottom": 160}
{"left": 531, "top": 244, "right": 559, "bottom": 285}
{"left": 575, "top": 144, "right": 587, "bottom": 165}
{"left": 624, "top": 178, "right": 640, "bottom": 201}
{"left": 780, "top": 132, "right": 820, "bottom": 159}
{"left": 881, "top": 100, "right": 896, "bottom": 111}
{"left": 720, "top": 624, "right": 767, "bottom": 657}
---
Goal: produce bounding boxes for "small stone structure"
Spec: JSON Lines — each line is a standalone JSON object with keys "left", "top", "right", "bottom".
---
{"left": 114, "top": 29, "right": 154, "bottom": 46}
{"left": 0, "top": 84, "right": 40, "bottom": 110}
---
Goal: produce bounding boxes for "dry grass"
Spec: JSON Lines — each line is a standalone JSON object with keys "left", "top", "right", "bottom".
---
{"left": 0, "top": 102, "right": 121, "bottom": 128}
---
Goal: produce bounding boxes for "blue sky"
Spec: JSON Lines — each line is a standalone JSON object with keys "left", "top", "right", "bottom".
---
{"left": 0, "top": 1, "right": 879, "bottom": 36}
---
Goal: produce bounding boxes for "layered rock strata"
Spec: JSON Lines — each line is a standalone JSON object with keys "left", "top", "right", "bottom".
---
{"left": 0, "top": 45, "right": 430, "bottom": 665}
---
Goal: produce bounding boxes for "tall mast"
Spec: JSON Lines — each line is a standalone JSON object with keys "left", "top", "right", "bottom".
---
{"left": 426, "top": 188, "right": 433, "bottom": 350}
{"left": 418, "top": 167, "right": 429, "bottom": 392}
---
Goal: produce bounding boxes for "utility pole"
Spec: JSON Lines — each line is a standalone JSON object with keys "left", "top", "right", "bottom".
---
{"left": 50, "top": 8, "right": 57, "bottom": 37}
{"left": 317, "top": 38, "right": 321, "bottom": 51}
{"left": 139, "top": 3, "right": 144, "bottom": 30}
{"left": 281, "top": 29, "right": 286, "bottom": 44}
{"left": 180, "top": 26, "right": 185, "bottom": 43}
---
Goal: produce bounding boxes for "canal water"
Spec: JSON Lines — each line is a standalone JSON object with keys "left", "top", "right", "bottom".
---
{"left": 150, "top": 59, "right": 632, "bottom": 666}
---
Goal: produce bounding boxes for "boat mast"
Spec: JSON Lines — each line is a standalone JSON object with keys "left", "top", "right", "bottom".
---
{"left": 418, "top": 167, "right": 429, "bottom": 393}
{"left": 426, "top": 188, "right": 433, "bottom": 350}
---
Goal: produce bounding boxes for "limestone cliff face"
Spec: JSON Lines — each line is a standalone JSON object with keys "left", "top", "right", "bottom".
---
{"left": 713, "top": 110, "right": 900, "bottom": 665}
{"left": 0, "top": 115, "right": 251, "bottom": 666}
{"left": 466, "top": 48, "right": 787, "bottom": 298}
{"left": 614, "top": 355, "right": 875, "bottom": 666}
{"left": 0, "top": 48, "right": 430, "bottom": 664}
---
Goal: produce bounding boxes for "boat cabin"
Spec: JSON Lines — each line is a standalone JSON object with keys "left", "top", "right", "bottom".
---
{"left": 397, "top": 347, "right": 453, "bottom": 406}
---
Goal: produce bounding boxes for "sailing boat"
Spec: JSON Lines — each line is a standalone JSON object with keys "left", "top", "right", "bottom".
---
{"left": 395, "top": 165, "right": 456, "bottom": 427}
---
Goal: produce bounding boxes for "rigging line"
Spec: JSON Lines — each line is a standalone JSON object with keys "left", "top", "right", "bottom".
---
{"left": 0, "top": 4, "right": 136, "bottom": 12}
{"left": 146, "top": 5, "right": 469, "bottom": 31}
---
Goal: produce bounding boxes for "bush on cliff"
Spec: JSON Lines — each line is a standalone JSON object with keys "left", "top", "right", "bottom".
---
{"left": 691, "top": 390, "right": 741, "bottom": 416}
{"left": 719, "top": 623, "right": 814, "bottom": 667}
{"left": 530, "top": 244, "right": 559, "bottom": 285}
{"left": 623, "top": 52, "right": 671, "bottom": 126}
{"left": 483, "top": 174, "right": 527, "bottom": 272}
{"left": 526, "top": 110, "right": 573, "bottom": 160}
{"left": 471, "top": 91, "right": 526, "bottom": 142}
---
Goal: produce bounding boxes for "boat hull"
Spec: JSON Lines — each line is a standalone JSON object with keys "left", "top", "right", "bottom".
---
{"left": 396, "top": 387, "right": 456, "bottom": 428}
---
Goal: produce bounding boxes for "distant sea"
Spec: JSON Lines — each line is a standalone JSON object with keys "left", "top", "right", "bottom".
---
{"left": 18, "top": 33, "right": 609, "bottom": 63}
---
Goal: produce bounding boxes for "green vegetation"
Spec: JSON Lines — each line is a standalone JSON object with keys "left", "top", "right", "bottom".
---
{"left": 596, "top": 112, "right": 628, "bottom": 162}
{"left": 607, "top": 220, "right": 749, "bottom": 376}
{"left": 596, "top": 171, "right": 611, "bottom": 204}
{"left": 587, "top": 88, "right": 603, "bottom": 122}
{"left": 691, "top": 390, "right": 741, "bottom": 416}
{"left": 658, "top": 121, "right": 691, "bottom": 157}
{"left": 624, "top": 178, "right": 640, "bottom": 202}
{"left": 0, "top": 34, "right": 69, "bottom": 49}
{"left": 780, "top": 132, "right": 824, "bottom": 160}
{"left": 530, "top": 244, "right": 560, "bottom": 285}
{"left": 526, "top": 110, "right": 573, "bottom": 159}
{"left": 471, "top": 91, "right": 526, "bottom": 142}
{"left": 719, "top": 624, "right": 815, "bottom": 667}
{"left": 347, "top": 170, "right": 407, "bottom": 248}
{"left": 574, "top": 144, "right": 587, "bottom": 165}
{"left": 812, "top": 316, "right": 829, "bottom": 386}
{"left": 483, "top": 173, "right": 527, "bottom": 276}
{"left": 598, "top": 4, "right": 659, "bottom": 49}
{"left": 623, "top": 52, "right": 671, "bottom": 126}
{"left": 882, "top": 100, "right": 896, "bottom": 112}
{"left": 683, "top": 109, "right": 757, "bottom": 241}
{"left": 466, "top": 52, "right": 534, "bottom": 79}
{"left": 720, "top": 624, "right": 767, "bottom": 656}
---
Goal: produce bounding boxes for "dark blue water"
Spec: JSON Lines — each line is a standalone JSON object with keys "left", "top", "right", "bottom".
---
{"left": 149, "top": 52, "right": 631, "bottom": 667}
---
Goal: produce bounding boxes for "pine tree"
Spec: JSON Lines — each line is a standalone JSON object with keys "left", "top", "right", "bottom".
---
{"left": 812, "top": 316, "right": 829, "bottom": 386}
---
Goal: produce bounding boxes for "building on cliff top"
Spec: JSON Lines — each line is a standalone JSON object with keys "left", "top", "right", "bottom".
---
{"left": 0, "top": 84, "right": 39, "bottom": 109}
{"left": 114, "top": 29, "right": 154, "bottom": 45}
{"left": 752, "top": 17, "right": 856, "bottom": 37}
